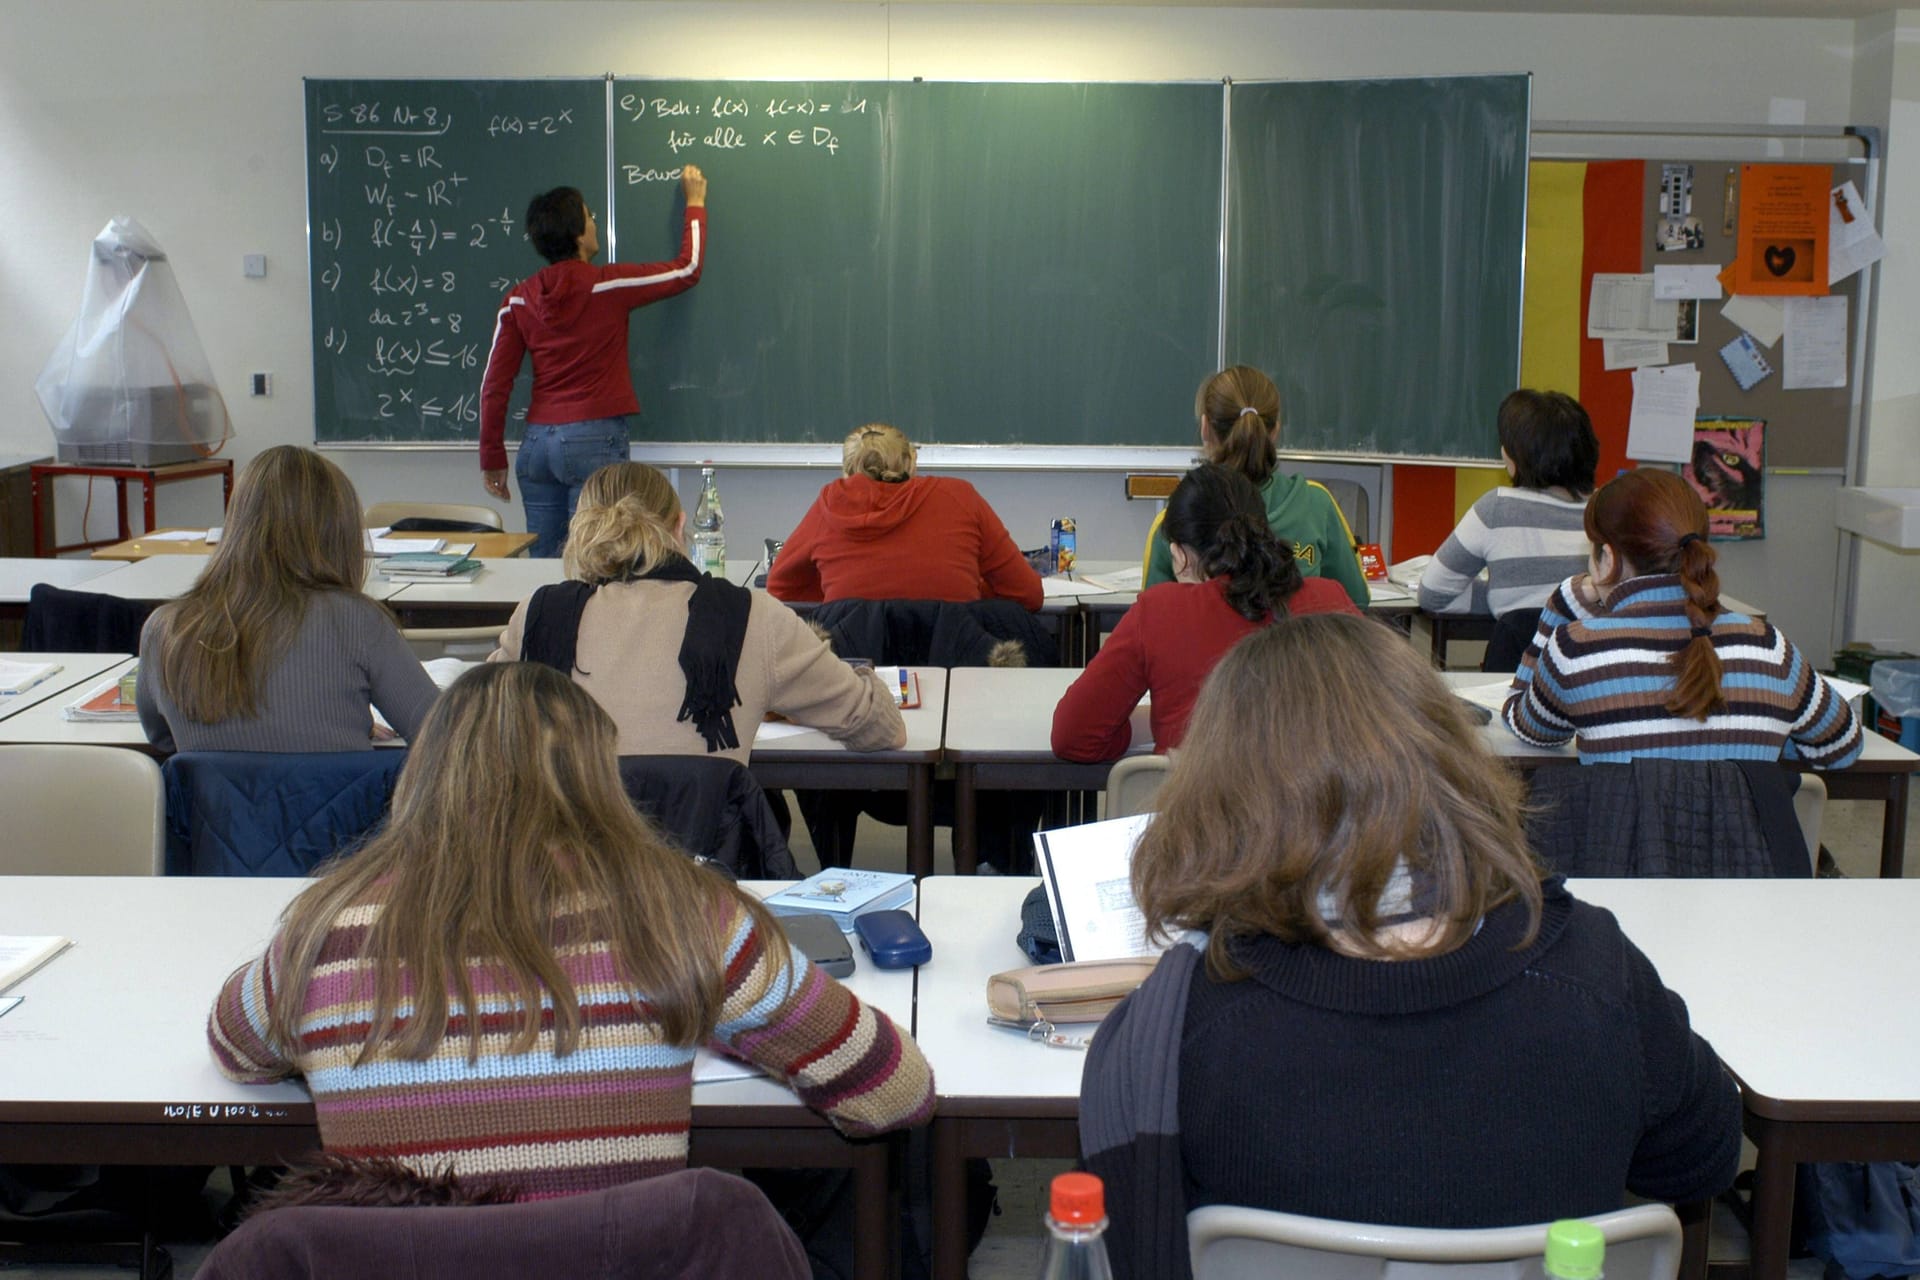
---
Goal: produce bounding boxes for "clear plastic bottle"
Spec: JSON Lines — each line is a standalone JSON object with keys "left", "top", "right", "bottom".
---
{"left": 1544, "top": 1219, "right": 1605, "bottom": 1280}
{"left": 1037, "top": 1172, "right": 1113, "bottom": 1280}
{"left": 691, "top": 466, "right": 726, "bottom": 576}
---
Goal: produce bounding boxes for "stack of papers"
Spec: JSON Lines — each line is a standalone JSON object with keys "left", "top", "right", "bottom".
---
{"left": 0, "top": 935, "right": 73, "bottom": 993}
{"left": 63, "top": 673, "right": 140, "bottom": 722}
{"left": 367, "top": 534, "right": 446, "bottom": 555}
{"left": 0, "top": 659, "right": 62, "bottom": 696}
{"left": 376, "top": 553, "right": 482, "bottom": 582}
{"left": 763, "top": 868, "right": 915, "bottom": 934}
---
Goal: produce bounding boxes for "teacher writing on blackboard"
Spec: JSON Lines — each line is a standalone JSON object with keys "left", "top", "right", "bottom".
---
{"left": 478, "top": 165, "right": 707, "bottom": 558}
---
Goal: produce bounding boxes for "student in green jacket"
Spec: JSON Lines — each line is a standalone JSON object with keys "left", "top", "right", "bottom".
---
{"left": 1141, "top": 366, "right": 1370, "bottom": 607}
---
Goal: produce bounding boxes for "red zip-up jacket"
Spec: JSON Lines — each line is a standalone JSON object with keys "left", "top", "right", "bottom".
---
{"left": 478, "top": 206, "right": 705, "bottom": 472}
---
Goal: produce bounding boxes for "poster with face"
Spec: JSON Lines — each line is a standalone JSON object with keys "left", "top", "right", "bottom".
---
{"left": 1682, "top": 417, "right": 1765, "bottom": 540}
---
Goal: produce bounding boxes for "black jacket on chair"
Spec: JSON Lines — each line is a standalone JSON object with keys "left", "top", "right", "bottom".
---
{"left": 618, "top": 755, "right": 798, "bottom": 880}
{"left": 22, "top": 583, "right": 155, "bottom": 654}
{"left": 1524, "top": 758, "right": 1810, "bottom": 878}
{"left": 810, "top": 597, "right": 1057, "bottom": 668}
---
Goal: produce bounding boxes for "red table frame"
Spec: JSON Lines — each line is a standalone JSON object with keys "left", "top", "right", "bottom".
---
{"left": 31, "top": 459, "right": 234, "bottom": 558}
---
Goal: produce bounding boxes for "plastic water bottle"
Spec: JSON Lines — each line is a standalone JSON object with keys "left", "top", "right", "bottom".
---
{"left": 1037, "top": 1172, "right": 1113, "bottom": 1280}
{"left": 691, "top": 466, "right": 726, "bottom": 576}
{"left": 1544, "top": 1219, "right": 1605, "bottom": 1280}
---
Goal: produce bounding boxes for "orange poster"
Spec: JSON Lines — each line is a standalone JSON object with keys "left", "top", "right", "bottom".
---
{"left": 1721, "top": 164, "right": 1829, "bottom": 296}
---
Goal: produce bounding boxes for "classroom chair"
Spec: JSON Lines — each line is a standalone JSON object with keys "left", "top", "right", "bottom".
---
{"left": 196, "top": 1168, "right": 809, "bottom": 1280}
{"left": 1188, "top": 1203, "right": 1683, "bottom": 1280}
{"left": 162, "top": 750, "right": 406, "bottom": 876}
{"left": 618, "top": 755, "right": 797, "bottom": 880}
{"left": 0, "top": 745, "right": 164, "bottom": 874}
{"left": 362, "top": 500, "right": 503, "bottom": 532}
{"left": 1792, "top": 772, "right": 1828, "bottom": 867}
{"left": 1106, "top": 754, "right": 1172, "bottom": 818}
{"left": 400, "top": 624, "right": 499, "bottom": 662}
{"left": 20, "top": 583, "right": 154, "bottom": 654}
{"left": 1315, "top": 478, "right": 1371, "bottom": 546}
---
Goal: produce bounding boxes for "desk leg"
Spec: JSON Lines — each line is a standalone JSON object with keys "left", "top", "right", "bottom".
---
{"left": 907, "top": 764, "right": 933, "bottom": 879}
{"left": 1676, "top": 1198, "right": 1710, "bottom": 1280}
{"left": 221, "top": 465, "right": 234, "bottom": 510}
{"left": 142, "top": 475, "right": 157, "bottom": 538}
{"left": 1880, "top": 775, "right": 1909, "bottom": 880}
{"left": 932, "top": 1119, "right": 970, "bottom": 1280}
{"left": 1745, "top": 1127, "right": 1795, "bottom": 1280}
{"left": 953, "top": 766, "right": 978, "bottom": 875}
{"left": 115, "top": 478, "right": 131, "bottom": 542}
{"left": 852, "top": 1140, "right": 893, "bottom": 1280}
{"left": 30, "top": 468, "right": 49, "bottom": 558}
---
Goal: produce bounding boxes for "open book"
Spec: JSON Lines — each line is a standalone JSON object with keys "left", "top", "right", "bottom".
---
{"left": 1033, "top": 813, "right": 1159, "bottom": 962}
{"left": 0, "top": 936, "right": 73, "bottom": 993}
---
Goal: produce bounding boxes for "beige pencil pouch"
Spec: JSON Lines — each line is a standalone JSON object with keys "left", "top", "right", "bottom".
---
{"left": 985, "top": 957, "right": 1160, "bottom": 1025}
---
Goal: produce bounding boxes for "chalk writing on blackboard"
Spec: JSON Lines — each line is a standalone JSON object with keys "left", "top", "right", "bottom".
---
{"left": 615, "top": 93, "right": 871, "bottom": 180}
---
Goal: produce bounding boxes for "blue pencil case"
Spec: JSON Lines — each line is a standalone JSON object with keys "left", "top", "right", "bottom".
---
{"left": 854, "top": 910, "right": 932, "bottom": 969}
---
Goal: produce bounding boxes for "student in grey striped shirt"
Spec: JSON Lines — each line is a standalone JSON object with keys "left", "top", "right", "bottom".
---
{"left": 1418, "top": 390, "right": 1599, "bottom": 619}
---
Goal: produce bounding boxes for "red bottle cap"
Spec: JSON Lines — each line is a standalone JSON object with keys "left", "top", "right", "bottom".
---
{"left": 1050, "top": 1172, "right": 1105, "bottom": 1226}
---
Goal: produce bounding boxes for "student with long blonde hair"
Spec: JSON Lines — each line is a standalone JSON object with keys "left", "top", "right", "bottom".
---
{"left": 136, "top": 445, "right": 437, "bottom": 752}
{"left": 767, "top": 423, "right": 1042, "bottom": 609}
{"left": 209, "top": 662, "right": 935, "bottom": 1200}
{"left": 1141, "top": 367, "right": 1370, "bottom": 607}
{"left": 491, "top": 461, "right": 903, "bottom": 761}
{"left": 1081, "top": 616, "right": 1739, "bottom": 1278}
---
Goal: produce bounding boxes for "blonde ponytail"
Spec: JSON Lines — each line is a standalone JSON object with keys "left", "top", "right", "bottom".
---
{"left": 842, "top": 423, "right": 916, "bottom": 484}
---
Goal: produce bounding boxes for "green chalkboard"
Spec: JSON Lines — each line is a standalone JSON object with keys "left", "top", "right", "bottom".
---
{"left": 1226, "top": 76, "right": 1529, "bottom": 462}
{"left": 305, "top": 78, "right": 608, "bottom": 446}
{"left": 612, "top": 80, "right": 1225, "bottom": 446}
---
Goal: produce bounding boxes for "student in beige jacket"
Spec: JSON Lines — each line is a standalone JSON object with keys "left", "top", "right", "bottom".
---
{"left": 490, "top": 463, "right": 903, "bottom": 763}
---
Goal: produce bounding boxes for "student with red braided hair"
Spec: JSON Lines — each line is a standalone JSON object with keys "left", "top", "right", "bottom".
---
{"left": 1503, "top": 469, "right": 1860, "bottom": 767}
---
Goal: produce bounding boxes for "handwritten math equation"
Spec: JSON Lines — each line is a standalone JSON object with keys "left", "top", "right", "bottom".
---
{"left": 618, "top": 94, "right": 871, "bottom": 179}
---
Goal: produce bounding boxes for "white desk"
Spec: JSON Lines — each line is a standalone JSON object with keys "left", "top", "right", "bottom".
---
{"left": 0, "top": 556, "right": 128, "bottom": 606}
{"left": 82, "top": 556, "right": 407, "bottom": 602}
{"left": 1444, "top": 672, "right": 1920, "bottom": 877}
{"left": 0, "top": 875, "right": 914, "bottom": 1280}
{"left": 0, "top": 653, "right": 131, "bottom": 724}
{"left": 0, "top": 657, "right": 145, "bottom": 746}
{"left": 943, "top": 667, "right": 1153, "bottom": 872}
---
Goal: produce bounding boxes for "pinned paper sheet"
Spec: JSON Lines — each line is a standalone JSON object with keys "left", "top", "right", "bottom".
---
{"left": 1720, "top": 164, "right": 1830, "bottom": 297}
{"left": 1587, "top": 274, "right": 1679, "bottom": 341}
{"left": 1653, "top": 265, "right": 1724, "bottom": 301}
{"left": 1722, "top": 295, "right": 1786, "bottom": 348}
{"left": 1828, "top": 181, "right": 1885, "bottom": 286}
{"left": 1718, "top": 333, "right": 1774, "bottom": 392}
{"left": 1603, "top": 339, "right": 1670, "bottom": 371}
{"left": 1626, "top": 363, "right": 1700, "bottom": 465}
{"left": 1783, "top": 295, "right": 1848, "bottom": 390}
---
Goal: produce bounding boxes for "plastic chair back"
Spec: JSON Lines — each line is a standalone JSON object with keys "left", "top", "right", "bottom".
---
{"left": 0, "top": 744, "right": 164, "bottom": 874}
{"left": 1106, "top": 754, "right": 1172, "bottom": 818}
{"left": 1792, "top": 771, "right": 1827, "bottom": 863}
{"left": 1189, "top": 1203, "right": 1683, "bottom": 1280}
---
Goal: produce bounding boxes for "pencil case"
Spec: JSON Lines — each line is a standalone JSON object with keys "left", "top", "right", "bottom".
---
{"left": 985, "top": 957, "right": 1159, "bottom": 1025}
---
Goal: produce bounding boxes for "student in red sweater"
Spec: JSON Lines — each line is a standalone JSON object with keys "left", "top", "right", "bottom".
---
{"left": 1052, "top": 465, "right": 1359, "bottom": 761}
{"left": 478, "top": 166, "right": 707, "bottom": 558}
{"left": 767, "top": 423, "right": 1043, "bottom": 609}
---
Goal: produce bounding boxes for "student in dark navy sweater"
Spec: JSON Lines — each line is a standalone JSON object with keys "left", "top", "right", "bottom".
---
{"left": 1081, "top": 615, "right": 1740, "bottom": 1277}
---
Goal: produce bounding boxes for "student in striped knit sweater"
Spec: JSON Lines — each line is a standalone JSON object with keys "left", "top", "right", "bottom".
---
{"left": 1418, "top": 390, "right": 1599, "bottom": 619}
{"left": 1504, "top": 469, "right": 1860, "bottom": 767}
{"left": 209, "top": 662, "right": 934, "bottom": 1200}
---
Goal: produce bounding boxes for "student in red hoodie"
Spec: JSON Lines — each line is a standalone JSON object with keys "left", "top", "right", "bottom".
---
{"left": 478, "top": 166, "right": 707, "bottom": 558}
{"left": 1052, "top": 464, "right": 1360, "bottom": 761}
{"left": 767, "top": 423, "right": 1043, "bottom": 609}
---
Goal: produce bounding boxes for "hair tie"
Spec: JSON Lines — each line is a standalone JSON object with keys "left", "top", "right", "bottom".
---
{"left": 1690, "top": 625, "right": 1712, "bottom": 638}
{"left": 1237, "top": 406, "right": 1262, "bottom": 419}
{"left": 1677, "top": 532, "right": 1704, "bottom": 549}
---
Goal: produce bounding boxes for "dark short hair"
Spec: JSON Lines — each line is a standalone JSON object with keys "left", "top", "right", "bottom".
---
{"left": 525, "top": 187, "right": 588, "bottom": 264}
{"left": 1496, "top": 390, "right": 1599, "bottom": 497}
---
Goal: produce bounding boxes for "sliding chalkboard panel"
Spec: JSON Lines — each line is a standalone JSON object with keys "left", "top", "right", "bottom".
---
{"left": 1226, "top": 76, "right": 1529, "bottom": 462}
{"left": 612, "top": 80, "right": 1223, "bottom": 445}
{"left": 305, "top": 79, "right": 607, "bottom": 445}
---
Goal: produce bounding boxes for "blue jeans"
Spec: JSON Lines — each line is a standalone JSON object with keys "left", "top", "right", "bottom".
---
{"left": 515, "top": 417, "right": 631, "bottom": 558}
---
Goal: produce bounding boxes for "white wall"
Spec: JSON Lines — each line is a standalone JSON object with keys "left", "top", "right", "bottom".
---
{"left": 0, "top": 2, "right": 1863, "bottom": 568}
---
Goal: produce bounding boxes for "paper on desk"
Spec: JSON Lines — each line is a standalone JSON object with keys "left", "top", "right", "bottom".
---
{"left": 754, "top": 720, "right": 819, "bottom": 743}
{"left": 0, "top": 996, "right": 19, "bottom": 1021}
{"left": 1829, "top": 181, "right": 1884, "bottom": 286}
{"left": 368, "top": 537, "right": 445, "bottom": 555}
{"left": 1722, "top": 295, "right": 1787, "bottom": 348}
{"left": 1089, "top": 566, "right": 1143, "bottom": 590}
{"left": 1364, "top": 580, "right": 1412, "bottom": 602}
{"left": 1824, "top": 675, "right": 1870, "bottom": 707}
{"left": 1653, "top": 265, "right": 1725, "bottom": 301}
{"left": 422, "top": 658, "right": 479, "bottom": 689}
{"left": 1783, "top": 296, "right": 1848, "bottom": 389}
{"left": 1625, "top": 363, "right": 1700, "bottom": 464}
{"left": 1587, "top": 274, "right": 1679, "bottom": 342}
{"left": 1041, "top": 576, "right": 1119, "bottom": 599}
{"left": 1602, "top": 339, "right": 1670, "bottom": 371}
{"left": 1453, "top": 680, "right": 1517, "bottom": 715}
{"left": 137, "top": 530, "right": 208, "bottom": 542}
{"left": 0, "top": 659, "right": 61, "bottom": 696}
{"left": 693, "top": 1048, "right": 763, "bottom": 1085}
{"left": 1035, "top": 813, "right": 1159, "bottom": 962}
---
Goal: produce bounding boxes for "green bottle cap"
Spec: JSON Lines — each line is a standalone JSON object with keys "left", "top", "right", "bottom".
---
{"left": 1545, "top": 1220, "right": 1605, "bottom": 1280}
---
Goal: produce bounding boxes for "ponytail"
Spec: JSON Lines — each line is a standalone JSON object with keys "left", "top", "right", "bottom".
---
{"left": 1213, "top": 411, "right": 1278, "bottom": 488}
{"left": 1195, "top": 367, "right": 1281, "bottom": 488}
{"left": 1666, "top": 531, "right": 1726, "bottom": 721}
{"left": 842, "top": 423, "right": 916, "bottom": 484}
{"left": 1164, "top": 463, "right": 1302, "bottom": 622}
